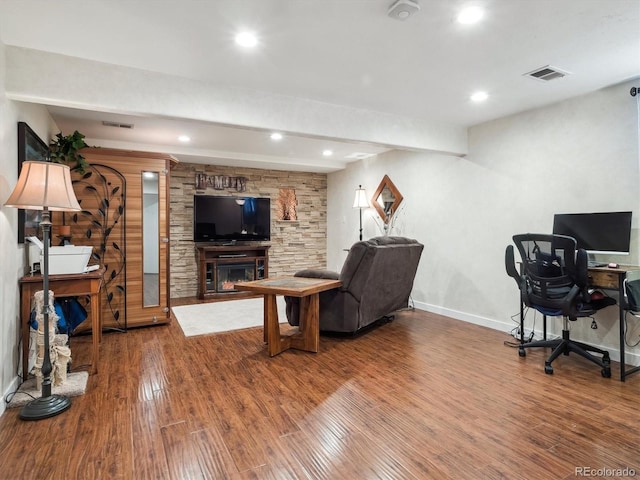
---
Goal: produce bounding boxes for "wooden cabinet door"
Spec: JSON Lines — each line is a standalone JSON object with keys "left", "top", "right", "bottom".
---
{"left": 70, "top": 148, "right": 174, "bottom": 330}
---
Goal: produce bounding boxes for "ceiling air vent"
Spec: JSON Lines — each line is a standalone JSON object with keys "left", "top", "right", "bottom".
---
{"left": 524, "top": 65, "right": 571, "bottom": 82}
{"left": 102, "top": 120, "right": 134, "bottom": 129}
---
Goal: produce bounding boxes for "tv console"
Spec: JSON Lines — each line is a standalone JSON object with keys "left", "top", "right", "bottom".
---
{"left": 196, "top": 244, "right": 269, "bottom": 299}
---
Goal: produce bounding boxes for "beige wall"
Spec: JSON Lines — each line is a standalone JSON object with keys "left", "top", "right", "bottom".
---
{"left": 327, "top": 79, "right": 640, "bottom": 366}
{"left": 170, "top": 162, "right": 327, "bottom": 298}
{"left": 0, "top": 65, "right": 61, "bottom": 412}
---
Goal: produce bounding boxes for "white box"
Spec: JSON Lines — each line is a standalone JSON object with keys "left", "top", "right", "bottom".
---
{"left": 41, "top": 245, "right": 93, "bottom": 275}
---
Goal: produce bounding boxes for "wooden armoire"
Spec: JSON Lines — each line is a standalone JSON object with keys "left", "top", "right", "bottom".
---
{"left": 57, "top": 148, "right": 176, "bottom": 331}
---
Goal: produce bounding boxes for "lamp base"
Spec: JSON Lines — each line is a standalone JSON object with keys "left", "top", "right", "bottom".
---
{"left": 19, "top": 394, "right": 71, "bottom": 421}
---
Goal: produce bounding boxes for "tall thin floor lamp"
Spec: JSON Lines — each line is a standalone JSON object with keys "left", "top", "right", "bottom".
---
{"left": 353, "top": 184, "right": 368, "bottom": 241}
{"left": 5, "top": 161, "right": 81, "bottom": 420}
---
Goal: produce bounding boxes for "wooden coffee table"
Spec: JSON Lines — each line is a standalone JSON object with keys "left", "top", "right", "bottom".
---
{"left": 234, "top": 276, "right": 342, "bottom": 356}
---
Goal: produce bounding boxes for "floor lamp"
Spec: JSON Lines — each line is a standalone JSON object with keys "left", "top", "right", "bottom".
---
{"left": 353, "top": 185, "right": 368, "bottom": 241}
{"left": 5, "top": 161, "right": 81, "bottom": 420}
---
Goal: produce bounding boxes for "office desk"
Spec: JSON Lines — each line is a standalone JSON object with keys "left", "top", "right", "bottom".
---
{"left": 20, "top": 267, "right": 105, "bottom": 381}
{"left": 589, "top": 265, "right": 640, "bottom": 382}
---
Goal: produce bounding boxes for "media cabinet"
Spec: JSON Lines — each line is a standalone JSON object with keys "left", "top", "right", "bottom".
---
{"left": 196, "top": 244, "right": 269, "bottom": 299}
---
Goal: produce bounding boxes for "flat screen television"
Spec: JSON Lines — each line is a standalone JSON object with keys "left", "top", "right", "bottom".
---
{"left": 552, "top": 211, "right": 633, "bottom": 255}
{"left": 194, "top": 195, "right": 271, "bottom": 242}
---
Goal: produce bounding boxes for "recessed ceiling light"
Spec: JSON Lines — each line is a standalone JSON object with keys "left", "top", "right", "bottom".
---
{"left": 470, "top": 91, "right": 488, "bottom": 102}
{"left": 235, "top": 31, "right": 258, "bottom": 48}
{"left": 322, "top": 149, "right": 333, "bottom": 157}
{"left": 270, "top": 132, "right": 283, "bottom": 141}
{"left": 178, "top": 135, "right": 191, "bottom": 142}
{"left": 458, "top": 6, "right": 484, "bottom": 24}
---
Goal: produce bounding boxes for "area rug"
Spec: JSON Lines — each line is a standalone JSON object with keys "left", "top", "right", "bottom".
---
{"left": 6, "top": 371, "right": 89, "bottom": 408}
{"left": 172, "top": 297, "right": 287, "bottom": 337}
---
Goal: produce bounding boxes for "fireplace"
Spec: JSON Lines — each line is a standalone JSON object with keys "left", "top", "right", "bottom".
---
{"left": 216, "top": 263, "right": 255, "bottom": 292}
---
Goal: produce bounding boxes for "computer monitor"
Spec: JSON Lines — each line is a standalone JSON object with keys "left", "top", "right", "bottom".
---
{"left": 552, "top": 211, "right": 633, "bottom": 255}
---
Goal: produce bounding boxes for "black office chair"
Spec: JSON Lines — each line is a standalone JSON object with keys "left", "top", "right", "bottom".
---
{"left": 623, "top": 270, "right": 640, "bottom": 314}
{"left": 505, "top": 233, "right": 616, "bottom": 377}
{"left": 621, "top": 270, "right": 640, "bottom": 380}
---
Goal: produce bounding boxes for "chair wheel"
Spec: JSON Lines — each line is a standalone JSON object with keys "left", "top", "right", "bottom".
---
{"left": 603, "top": 353, "right": 611, "bottom": 365}
{"left": 601, "top": 367, "right": 611, "bottom": 378}
{"left": 544, "top": 364, "right": 554, "bottom": 375}
{"left": 518, "top": 347, "right": 526, "bottom": 357}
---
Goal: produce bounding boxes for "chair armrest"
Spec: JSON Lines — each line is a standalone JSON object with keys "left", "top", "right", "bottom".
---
{"left": 505, "top": 245, "right": 521, "bottom": 285}
{"left": 294, "top": 269, "right": 340, "bottom": 280}
{"left": 562, "top": 284, "right": 582, "bottom": 313}
{"left": 286, "top": 269, "right": 340, "bottom": 327}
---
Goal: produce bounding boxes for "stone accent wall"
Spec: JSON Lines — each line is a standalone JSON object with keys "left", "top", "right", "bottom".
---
{"left": 170, "top": 162, "right": 327, "bottom": 298}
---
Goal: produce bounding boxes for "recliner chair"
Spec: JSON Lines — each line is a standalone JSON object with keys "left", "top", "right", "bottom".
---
{"left": 285, "top": 236, "right": 423, "bottom": 333}
{"left": 505, "top": 233, "right": 615, "bottom": 377}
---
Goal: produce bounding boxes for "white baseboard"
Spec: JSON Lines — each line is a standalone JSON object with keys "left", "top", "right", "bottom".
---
{"left": 1, "top": 375, "right": 22, "bottom": 417}
{"left": 413, "top": 301, "right": 640, "bottom": 367}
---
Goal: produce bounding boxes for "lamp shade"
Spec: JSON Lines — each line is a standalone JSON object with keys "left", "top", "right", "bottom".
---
{"left": 353, "top": 185, "right": 369, "bottom": 209}
{"left": 5, "top": 161, "right": 81, "bottom": 211}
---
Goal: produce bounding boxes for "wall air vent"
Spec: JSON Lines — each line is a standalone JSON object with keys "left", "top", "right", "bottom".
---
{"left": 524, "top": 65, "right": 571, "bottom": 82}
{"left": 345, "top": 152, "right": 376, "bottom": 160}
{"left": 102, "top": 120, "right": 134, "bottom": 129}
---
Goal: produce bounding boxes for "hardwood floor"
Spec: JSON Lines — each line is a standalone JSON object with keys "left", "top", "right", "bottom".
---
{"left": 1, "top": 306, "right": 639, "bottom": 479}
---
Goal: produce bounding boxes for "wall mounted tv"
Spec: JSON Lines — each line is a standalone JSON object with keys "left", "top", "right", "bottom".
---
{"left": 194, "top": 195, "right": 271, "bottom": 242}
{"left": 552, "top": 211, "right": 633, "bottom": 255}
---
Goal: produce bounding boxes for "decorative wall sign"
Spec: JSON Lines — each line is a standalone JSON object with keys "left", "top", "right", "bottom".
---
{"left": 195, "top": 174, "right": 247, "bottom": 192}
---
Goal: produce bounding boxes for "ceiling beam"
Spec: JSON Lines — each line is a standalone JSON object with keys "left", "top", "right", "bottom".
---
{"left": 5, "top": 46, "right": 468, "bottom": 157}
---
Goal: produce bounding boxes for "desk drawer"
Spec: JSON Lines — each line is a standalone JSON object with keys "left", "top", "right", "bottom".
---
{"left": 589, "top": 271, "right": 620, "bottom": 290}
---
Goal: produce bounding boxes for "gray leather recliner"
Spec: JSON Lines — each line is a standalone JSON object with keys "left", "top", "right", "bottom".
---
{"left": 285, "top": 236, "right": 424, "bottom": 333}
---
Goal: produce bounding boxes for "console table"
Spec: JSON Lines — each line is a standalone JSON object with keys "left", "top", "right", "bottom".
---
{"left": 196, "top": 244, "right": 269, "bottom": 299}
{"left": 20, "top": 267, "right": 105, "bottom": 381}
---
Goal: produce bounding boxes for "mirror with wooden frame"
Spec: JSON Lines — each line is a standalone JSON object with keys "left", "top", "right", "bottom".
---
{"left": 371, "top": 175, "right": 403, "bottom": 223}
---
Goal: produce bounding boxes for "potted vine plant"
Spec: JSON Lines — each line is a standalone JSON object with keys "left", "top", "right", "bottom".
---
{"left": 49, "top": 130, "right": 90, "bottom": 235}
{"left": 49, "top": 130, "right": 89, "bottom": 174}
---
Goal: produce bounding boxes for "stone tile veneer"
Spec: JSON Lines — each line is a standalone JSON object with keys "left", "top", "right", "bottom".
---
{"left": 170, "top": 163, "right": 327, "bottom": 298}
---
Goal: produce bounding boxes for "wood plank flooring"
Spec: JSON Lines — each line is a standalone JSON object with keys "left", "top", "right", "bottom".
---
{"left": 1, "top": 305, "right": 639, "bottom": 479}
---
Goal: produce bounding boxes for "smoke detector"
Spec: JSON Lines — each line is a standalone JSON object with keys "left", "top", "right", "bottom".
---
{"left": 388, "top": 0, "right": 420, "bottom": 21}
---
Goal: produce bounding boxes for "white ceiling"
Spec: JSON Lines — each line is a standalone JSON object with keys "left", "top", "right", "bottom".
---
{"left": 44, "top": 105, "right": 390, "bottom": 172}
{"left": 1, "top": 0, "right": 638, "bottom": 172}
